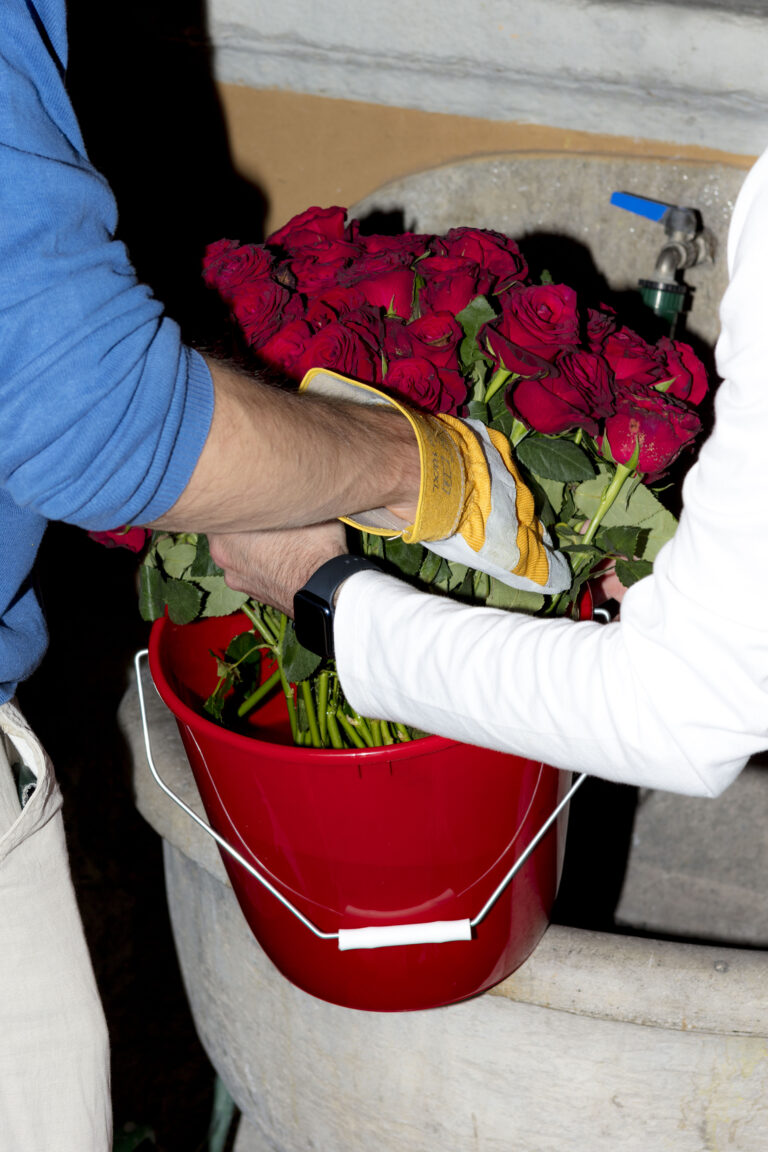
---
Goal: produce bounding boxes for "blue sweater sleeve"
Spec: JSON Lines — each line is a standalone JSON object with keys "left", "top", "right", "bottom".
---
{"left": 0, "top": 1, "right": 214, "bottom": 530}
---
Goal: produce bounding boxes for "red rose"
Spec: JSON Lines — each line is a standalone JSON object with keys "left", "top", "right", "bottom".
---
{"left": 88, "top": 526, "right": 149, "bottom": 553}
{"left": 348, "top": 225, "right": 430, "bottom": 263}
{"left": 202, "top": 240, "right": 272, "bottom": 300}
{"left": 303, "top": 297, "right": 339, "bottom": 330}
{"left": 603, "top": 392, "right": 701, "bottom": 481}
{"left": 254, "top": 318, "right": 314, "bottom": 375}
{"left": 382, "top": 317, "right": 414, "bottom": 362}
{"left": 403, "top": 312, "right": 463, "bottom": 369}
{"left": 383, "top": 356, "right": 467, "bottom": 414}
{"left": 339, "top": 253, "right": 416, "bottom": 318}
{"left": 383, "top": 312, "right": 462, "bottom": 371}
{"left": 433, "top": 227, "right": 528, "bottom": 285}
{"left": 287, "top": 254, "right": 353, "bottom": 294}
{"left": 508, "top": 351, "right": 614, "bottom": 435}
{"left": 295, "top": 318, "right": 382, "bottom": 385}
{"left": 232, "top": 279, "right": 294, "bottom": 346}
{"left": 312, "top": 285, "right": 368, "bottom": 315}
{"left": 586, "top": 306, "right": 617, "bottom": 352}
{"left": 340, "top": 305, "right": 387, "bottom": 350}
{"left": 489, "top": 283, "right": 580, "bottom": 360}
{"left": 266, "top": 206, "right": 349, "bottom": 251}
{"left": 657, "top": 337, "right": 709, "bottom": 406}
{"left": 480, "top": 326, "right": 560, "bottom": 379}
{"left": 602, "top": 327, "right": 666, "bottom": 390}
{"left": 417, "top": 256, "right": 494, "bottom": 315}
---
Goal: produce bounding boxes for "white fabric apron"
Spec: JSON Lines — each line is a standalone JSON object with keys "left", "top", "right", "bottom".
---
{"left": 0, "top": 700, "right": 111, "bottom": 1151}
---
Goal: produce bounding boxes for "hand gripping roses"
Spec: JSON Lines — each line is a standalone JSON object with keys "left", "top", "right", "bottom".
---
{"left": 127, "top": 206, "right": 709, "bottom": 748}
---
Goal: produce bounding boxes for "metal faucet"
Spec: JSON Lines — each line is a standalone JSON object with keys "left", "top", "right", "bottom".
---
{"left": 610, "top": 192, "right": 715, "bottom": 334}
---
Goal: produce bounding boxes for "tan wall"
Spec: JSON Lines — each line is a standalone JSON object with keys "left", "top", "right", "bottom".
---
{"left": 218, "top": 85, "right": 755, "bottom": 237}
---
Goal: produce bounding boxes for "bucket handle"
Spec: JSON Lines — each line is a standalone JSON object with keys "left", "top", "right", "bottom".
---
{"left": 135, "top": 650, "right": 586, "bottom": 951}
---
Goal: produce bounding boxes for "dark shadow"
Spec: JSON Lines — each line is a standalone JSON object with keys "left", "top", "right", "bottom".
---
{"left": 552, "top": 778, "right": 640, "bottom": 933}
{"left": 66, "top": 0, "right": 267, "bottom": 346}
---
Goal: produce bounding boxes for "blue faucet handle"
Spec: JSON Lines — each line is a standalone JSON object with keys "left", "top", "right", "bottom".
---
{"left": 610, "top": 191, "right": 670, "bottom": 223}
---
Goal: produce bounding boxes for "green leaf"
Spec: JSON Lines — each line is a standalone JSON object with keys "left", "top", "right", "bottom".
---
{"left": 419, "top": 549, "right": 444, "bottom": 584}
{"left": 432, "top": 558, "right": 454, "bottom": 591}
{"left": 615, "top": 557, "right": 654, "bottom": 587}
{"left": 164, "top": 578, "right": 204, "bottom": 625}
{"left": 516, "top": 436, "right": 596, "bottom": 483}
{"left": 159, "top": 541, "right": 197, "bottom": 579}
{"left": 456, "top": 295, "right": 497, "bottom": 341}
{"left": 384, "top": 536, "right": 424, "bottom": 575}
{"left": 360, "top": 531, "right": 385, "bottom": 559}
{"left": 189, "top": 533, "right": 221, "bottom": 577}
{"left": 226, "top": 632, "right": 262, "bottom": 666}
{"left": 196, "top": 576, "right": 250, "bottom": 618}
{"left": 530, "top": 475, "right": 564, "bottom": 524}
{"left": 485, "top": 580, "right": 545, "bottom": 613}
{"left": 596, "top": 525, "right": 643, "bottom": 559}
{"left": 488, "top": 407, "right": 517, "bottom": 439}
{"left": 280, "top": 621, "right": 323, "bottom": 683}
{"left": 573, "top": 466, "right": 678, "bottom": 560}
{"left": 138, "top": 565, "right": 168, "bottom": 621}
{"left": 467, "top": 399, "right": 489, "bottom": 422}
{"left": 456, "top": 296, "right": 497, "bottom": 374}
{"left": 445, "top": 561, "right": 470, "bottom": 593}
{"left": 203, "top": 674, "right": 233, "bottom": 722}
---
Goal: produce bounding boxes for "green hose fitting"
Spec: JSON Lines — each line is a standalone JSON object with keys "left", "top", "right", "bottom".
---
{"left": 638, "top": 278, "right": 688, "bottom": 327}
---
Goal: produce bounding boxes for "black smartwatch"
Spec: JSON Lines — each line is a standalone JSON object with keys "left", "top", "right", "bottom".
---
{"left": 293, "top": 554, "right": 380, "bottom": 658}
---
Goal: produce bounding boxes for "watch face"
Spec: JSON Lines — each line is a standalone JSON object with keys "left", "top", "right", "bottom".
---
{"left": 294, "top": 588, "right": 335, "bottom": 658}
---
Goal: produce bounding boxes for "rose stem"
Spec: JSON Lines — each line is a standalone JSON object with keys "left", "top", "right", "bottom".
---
{"left": 581, "top": 461, "right": 634, "bottom": 547}
{"left": 379, "top": 720, "right": 395, "bottom": 745}
{"left": 242, "top": 601, "right": 279, "bottom": 648}
{"left": 325, "top": 711, "right": 345, "bottom": 750}
{"left": 274, "top": 612, "right": 299, "bottom": 743}
{"left": 335, "top": 710, "right": 366, "bottom": 749}
{"left": 483, "top": 368, "right": 512, "bottom": 405}
{"left": 317, "top": 670, "right": 329, "bottom": 745}
{"left": 236, "top": 668, "right": 281, "bottom": 718}
{"left": 300, "top": 680, "right": 323, "bottom": 748}
{"left": 347, "top": 707, "right": 375, "bottom": 747}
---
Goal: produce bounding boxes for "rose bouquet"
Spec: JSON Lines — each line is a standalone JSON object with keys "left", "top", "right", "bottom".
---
{"left": 105, "top": 206, "right": 709, "bottom": 748}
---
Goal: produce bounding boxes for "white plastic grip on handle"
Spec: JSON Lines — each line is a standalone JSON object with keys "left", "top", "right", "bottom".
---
{"left": 337, "top": 919, "right": 473, "bottom": 952}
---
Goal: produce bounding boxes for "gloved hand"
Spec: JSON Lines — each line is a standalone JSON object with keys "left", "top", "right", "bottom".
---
{"left": 300, "top": 369, "right": 570, "bottom": 595}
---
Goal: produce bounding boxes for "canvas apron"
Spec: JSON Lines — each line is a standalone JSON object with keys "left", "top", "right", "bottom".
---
{"left": 0, "top": 700, "right": 111, "bottom": 1151}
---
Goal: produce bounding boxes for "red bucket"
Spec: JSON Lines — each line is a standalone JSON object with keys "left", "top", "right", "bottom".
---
{"left": 145, "top": 611, "right": 575, "bottom": 1012}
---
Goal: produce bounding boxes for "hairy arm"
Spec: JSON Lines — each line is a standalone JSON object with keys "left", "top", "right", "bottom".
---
{"left": 150, "top": 359, "right": 420, "bottom": 534}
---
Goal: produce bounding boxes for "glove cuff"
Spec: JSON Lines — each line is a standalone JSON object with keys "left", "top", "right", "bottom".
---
{"left": 299, "top": 368, "right": 466, "bottom": 542}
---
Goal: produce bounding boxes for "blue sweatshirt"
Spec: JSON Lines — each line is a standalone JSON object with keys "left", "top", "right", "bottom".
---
{"left": 0, "top": 0, "right": 214, "bottom": 701}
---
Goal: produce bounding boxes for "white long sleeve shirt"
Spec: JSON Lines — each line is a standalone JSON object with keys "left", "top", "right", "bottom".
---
{"left": 334, "top": 149, "right": 768, "bottom": 798}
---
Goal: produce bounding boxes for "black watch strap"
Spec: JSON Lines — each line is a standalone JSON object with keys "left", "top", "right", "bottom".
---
{"left": 293, "top": 554, "right": 380, "bottom": 658}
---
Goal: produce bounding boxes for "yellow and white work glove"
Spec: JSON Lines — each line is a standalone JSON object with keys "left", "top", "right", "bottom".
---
{"left": 300, "top": 369, "right": 570, "bottom": 595}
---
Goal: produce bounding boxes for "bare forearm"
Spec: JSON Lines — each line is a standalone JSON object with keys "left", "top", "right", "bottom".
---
{"left": 150, "top": 358, "right": 419, "bottom": 533}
